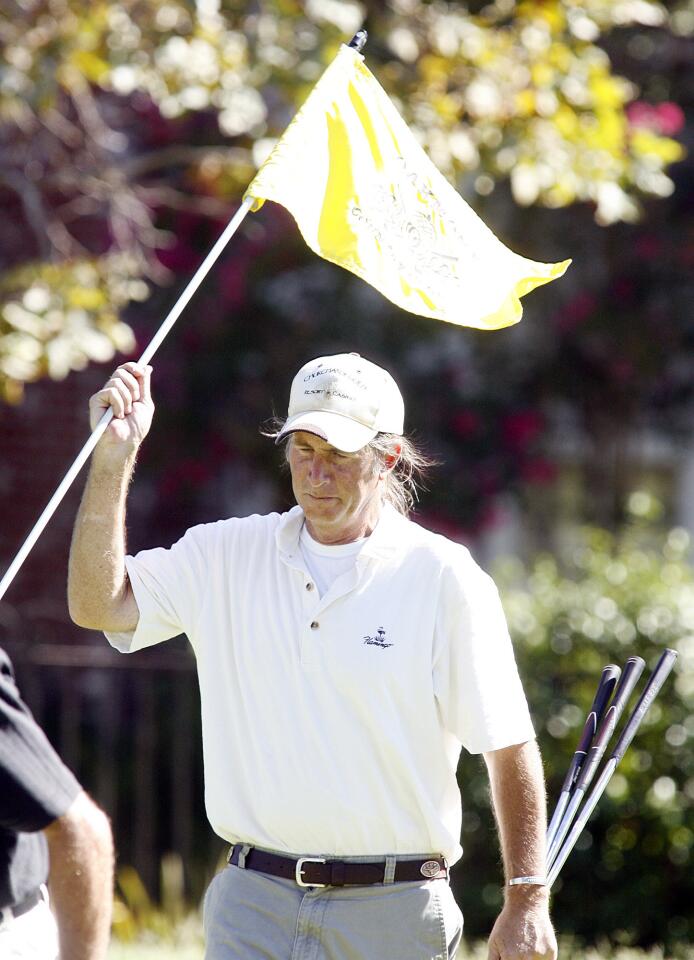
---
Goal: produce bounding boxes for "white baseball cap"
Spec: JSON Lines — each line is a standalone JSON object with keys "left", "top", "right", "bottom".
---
{"left": 276, "top": 353, "right": 405, "bottom": 453}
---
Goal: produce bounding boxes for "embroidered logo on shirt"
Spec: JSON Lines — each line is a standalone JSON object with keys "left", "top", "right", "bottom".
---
{"left": 363, "top": 627, "right": 393, "bottom": 649}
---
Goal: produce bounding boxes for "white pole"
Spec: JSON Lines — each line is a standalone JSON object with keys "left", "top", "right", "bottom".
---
{"left": 0, "top": 196, "right": 254, "bottom": 603}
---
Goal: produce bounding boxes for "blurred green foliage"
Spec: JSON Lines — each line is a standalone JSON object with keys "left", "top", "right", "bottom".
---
{"left": 112, "top": 853, "right": 207, "bottom": 947}
{"left": 0, "top": 0, "right": 688, "bottom": 401}
{"left": 454, "top": 515, "right": 693, "bottom": 948}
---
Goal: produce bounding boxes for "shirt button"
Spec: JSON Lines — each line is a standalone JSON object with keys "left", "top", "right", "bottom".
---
{"left": 310, "top": 621, "right": 319, "bottom": 630}
{"left": 306, "top": 582, "right": 314, "bottom": 591}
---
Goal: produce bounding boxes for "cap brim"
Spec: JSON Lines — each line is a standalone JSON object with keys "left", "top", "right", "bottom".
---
{"left": 276, "top": 411, "right": 378, "bottom": 453}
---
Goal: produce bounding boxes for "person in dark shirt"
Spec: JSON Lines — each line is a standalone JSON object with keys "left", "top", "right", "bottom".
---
{"left": 0, "top": 645, "right": 114, "bottom": 959}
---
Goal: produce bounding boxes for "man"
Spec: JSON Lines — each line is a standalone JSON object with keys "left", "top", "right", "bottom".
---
{"left": 68, "top": 353, "right": 557, "bottom": 960}
{"left": 0, "top": 645, "right": 114, "bottom": 959}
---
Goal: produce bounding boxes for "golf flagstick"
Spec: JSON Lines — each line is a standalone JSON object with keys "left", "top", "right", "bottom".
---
{"left": 546, "top": 663, "right": 621, "bottom": 853}
{"left": 0, "top": 31, "right": 373, "bottom": 605}
{"left": 546, "top": 656, "right": 645, "bottom": 870}
{"left": 548, "top": 648, "right": 678, "bottom": 888}
{"left": 0, "top": 196, "right": 254, "bottom": 604}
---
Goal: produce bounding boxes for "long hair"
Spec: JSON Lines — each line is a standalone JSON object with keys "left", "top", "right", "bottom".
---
{"left": 365, "top": 433, "right": 434, "bottom": 516}
{"left": 263, "top": 420, "right": 435, "bottom": 516}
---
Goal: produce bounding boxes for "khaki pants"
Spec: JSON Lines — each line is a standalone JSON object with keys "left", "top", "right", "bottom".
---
{"left": 203, "top": 854, "right": 463, "bottom": 960}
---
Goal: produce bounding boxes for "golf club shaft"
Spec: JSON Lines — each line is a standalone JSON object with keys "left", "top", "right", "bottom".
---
{"left": 548, "top": 648, "right": 678, "bottom": 887}
{"left": 547, "top": 760, "right": 614, "bottom": 887}
{"left": 547, "top": 656, "right": 644, "bottom": 869}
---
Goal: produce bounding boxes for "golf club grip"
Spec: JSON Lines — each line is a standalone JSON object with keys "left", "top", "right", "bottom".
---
{"left": 575, "top": 656, "right": 645, "bottom": 791}
{"left": 559, "top": 663, "right": 621, "bottom": 793}
{"left": 609, "top": 649, "right": 678, "bottom": 764}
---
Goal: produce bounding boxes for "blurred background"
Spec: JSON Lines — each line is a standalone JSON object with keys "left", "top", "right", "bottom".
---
{"left": 0, "top": 0, "right": 692, "bottom": 954}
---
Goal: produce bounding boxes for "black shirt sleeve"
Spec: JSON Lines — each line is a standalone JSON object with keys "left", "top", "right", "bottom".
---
{"left": 0, "top": 647, "right": 82, "bottom": 833}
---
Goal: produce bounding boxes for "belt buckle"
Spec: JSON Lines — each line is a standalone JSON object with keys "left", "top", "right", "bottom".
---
{"left": 295, "top": 856, "right": 327, "bottom": 888}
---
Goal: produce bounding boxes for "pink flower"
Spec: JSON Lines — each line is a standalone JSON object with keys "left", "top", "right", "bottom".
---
{"left": 156, "top": 242, "right": 201, "bottom": 272}
{"left": 627, "top": 102, "right": 655, "bottom": 129}
{"left": 501, "top": 411, "right": 543, "bottom": 450}
{"left": 627, "top": 100, "right": 685, "bottom": 136}
{"left": 655, "top": 102, "right": 685, "bottom": 136}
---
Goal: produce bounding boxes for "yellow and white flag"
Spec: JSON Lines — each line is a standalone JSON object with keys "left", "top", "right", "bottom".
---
{"left": 245, "top": 44, "right": 570, "bottom": 330}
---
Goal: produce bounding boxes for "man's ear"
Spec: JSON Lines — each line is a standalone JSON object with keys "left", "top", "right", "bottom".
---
{"left": 383, "top": 442, "right": 402, "bottom": 472}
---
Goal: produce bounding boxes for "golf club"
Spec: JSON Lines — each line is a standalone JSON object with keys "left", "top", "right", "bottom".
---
{"left": 548, "top": 648, "right": 678, "bottom": 887}
{"left": 546, "top": 655, "right": 645, "bottom": 869}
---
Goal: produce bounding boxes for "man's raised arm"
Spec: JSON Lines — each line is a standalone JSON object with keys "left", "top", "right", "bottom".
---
{"left": 68, "top": 361, "right": 154, "bottom": 633}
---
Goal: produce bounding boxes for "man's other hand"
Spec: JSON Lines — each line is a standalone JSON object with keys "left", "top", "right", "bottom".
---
{"left": 487, "top": 891, "right": 558, "bottom": 960}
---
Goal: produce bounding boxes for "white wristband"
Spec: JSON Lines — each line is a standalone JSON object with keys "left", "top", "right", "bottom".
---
{"left": 508, "top": 875, "right": 547, "bottom": 887}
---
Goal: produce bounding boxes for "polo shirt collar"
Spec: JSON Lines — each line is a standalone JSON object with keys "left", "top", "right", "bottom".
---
{"left": 275, "top": 502, "right": 404, "bottom": 562}
{"left": 275, "top": 505, "right": 305, "bottom": 563}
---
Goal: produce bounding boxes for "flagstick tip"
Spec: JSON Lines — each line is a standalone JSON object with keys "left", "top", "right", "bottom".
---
{"left": 348, "top": 30, "right": 368, "bottom": 53}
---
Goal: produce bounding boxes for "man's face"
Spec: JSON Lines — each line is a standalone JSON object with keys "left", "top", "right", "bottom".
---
{"left": 286, "top": 431, "right": 384, "bottom": 544}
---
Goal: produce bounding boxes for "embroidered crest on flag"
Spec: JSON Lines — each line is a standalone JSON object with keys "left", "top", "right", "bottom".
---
{"left": 245, "top": 44, "right": 570, "bottom": 330}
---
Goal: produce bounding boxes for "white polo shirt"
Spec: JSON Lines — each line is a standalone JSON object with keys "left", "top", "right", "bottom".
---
{"left": 107, "top": 504, "right": 534, "bottom": 864}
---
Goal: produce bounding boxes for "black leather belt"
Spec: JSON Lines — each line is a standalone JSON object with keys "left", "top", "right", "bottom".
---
{"left": 0, "top": 887, "right": 43, "bottom": 923}
{"left": 228, "top": 845, "right": 448, "bottom": 887}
